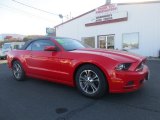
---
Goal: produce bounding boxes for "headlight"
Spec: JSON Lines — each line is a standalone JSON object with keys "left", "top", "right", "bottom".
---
{"left": 115, "top": 63, "right": 131, "bottom": 71}
{"left": 136, "top": 62, "right": 144, "bottom": 71}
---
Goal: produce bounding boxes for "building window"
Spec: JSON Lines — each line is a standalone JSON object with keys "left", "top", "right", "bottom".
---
{"left": 14, "top": 45, "right": 19, "bottom": 49}
{"left": 82, "top": 37, "right": 95, "bottom": 48}
{"left": 122, "top": 32, "right": 139, "bottom": 49}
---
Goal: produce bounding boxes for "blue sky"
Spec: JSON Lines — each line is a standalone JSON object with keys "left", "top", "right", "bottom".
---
{"left": 0, "top": 0, "right": 158, "bottom": 35}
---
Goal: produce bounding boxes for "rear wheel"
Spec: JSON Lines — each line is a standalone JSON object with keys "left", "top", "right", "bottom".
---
{"left": 12, "top": 61, "right": 25, "bottom": 81}
{"left": 75, "top": 64, "right": 108, "bottom": 98}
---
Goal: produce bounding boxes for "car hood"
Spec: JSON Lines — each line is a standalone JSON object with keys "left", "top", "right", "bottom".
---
{"left": 72, "top": 48, "right": 146, "bottom": 63}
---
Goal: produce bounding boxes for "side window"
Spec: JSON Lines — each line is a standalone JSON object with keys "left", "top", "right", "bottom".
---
{"left": 26, "top": 44, "right": 32, "bottom": 50}
{"left": 31, "top": 40, "right": 55, "bottom": 51}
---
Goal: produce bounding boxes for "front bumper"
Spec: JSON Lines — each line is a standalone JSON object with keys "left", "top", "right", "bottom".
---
{"left": 109, "top": 65, "right": 149, "bottom": 93}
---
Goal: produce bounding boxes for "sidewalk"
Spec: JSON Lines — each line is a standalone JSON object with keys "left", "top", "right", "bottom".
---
{"left": 0, "top": 60, "right": 7, "bottom": 64}
{"left": 147, "top": 57, "right": 160, "bottom": 61}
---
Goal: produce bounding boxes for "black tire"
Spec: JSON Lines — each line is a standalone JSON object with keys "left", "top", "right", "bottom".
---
{"left": 12, "top": 61, "right": 25, "bottom": 81}
{"left": 75, "top": 64, "right": 108, "bottom": 98}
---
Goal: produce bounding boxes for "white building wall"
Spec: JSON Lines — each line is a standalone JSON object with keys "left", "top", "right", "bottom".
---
{"left": 56, "top": 2, "right": 160, "bottom": 57}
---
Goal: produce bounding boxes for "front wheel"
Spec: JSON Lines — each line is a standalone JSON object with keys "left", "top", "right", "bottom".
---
{"left": 75, "top": 64, "right": 108, "bottom": 98}
{"left": 12, "top": 61, "right": 25, "bottom": 81}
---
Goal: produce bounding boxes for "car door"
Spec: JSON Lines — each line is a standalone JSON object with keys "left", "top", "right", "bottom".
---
{"left": 26, "top": 39, "right": 62, "bottom": 81}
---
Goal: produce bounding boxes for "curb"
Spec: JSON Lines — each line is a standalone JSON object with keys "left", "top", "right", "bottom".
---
{"left": 147, "top": 58, "right": 160, "bottom": 61}
{"left": 0, "top": 60, "right": 7, "bottom": 64}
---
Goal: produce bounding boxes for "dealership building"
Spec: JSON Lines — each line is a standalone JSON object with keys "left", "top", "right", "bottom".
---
{"left": 55, "top": 1, "right": 160, "bottom": 57}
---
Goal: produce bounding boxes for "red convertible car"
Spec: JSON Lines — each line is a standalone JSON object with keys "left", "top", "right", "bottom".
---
{"left": 7, "top": 37, "right": 149, "bottom": 98}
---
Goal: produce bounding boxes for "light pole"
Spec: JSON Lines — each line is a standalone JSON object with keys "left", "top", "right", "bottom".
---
{"left": 59, "top": 14, "right": 63, "bottom": 23}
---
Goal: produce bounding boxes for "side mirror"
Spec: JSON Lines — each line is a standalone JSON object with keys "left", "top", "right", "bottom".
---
{"left": 44, "top": 46, "right": 57, "bottom": 51}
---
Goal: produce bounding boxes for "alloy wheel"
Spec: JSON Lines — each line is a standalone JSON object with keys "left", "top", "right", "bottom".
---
{"left": 13, "top": 62, "right": 22, "bottom": 79}
{"left": 79, "top": 70, "right": 100, "bottom": 94}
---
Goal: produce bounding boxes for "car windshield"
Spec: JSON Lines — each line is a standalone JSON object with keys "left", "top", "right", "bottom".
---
{"left": 55, "top": 38, "right": 89, "bottom": 51}
{"left": 2, "top": 44, "right": 11, "bottom": 49}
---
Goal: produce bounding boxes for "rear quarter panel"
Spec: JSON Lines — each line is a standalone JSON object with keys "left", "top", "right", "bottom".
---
{"left": 7, "top": 50, "right": 30, "bottom": 72}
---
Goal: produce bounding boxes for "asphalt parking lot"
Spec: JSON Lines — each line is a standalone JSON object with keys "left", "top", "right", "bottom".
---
{"left": 0, "top": 60, "right": 160, "bottom": 120}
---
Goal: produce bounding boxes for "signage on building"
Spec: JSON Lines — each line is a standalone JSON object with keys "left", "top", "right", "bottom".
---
{"left": 46, "top": 28, "right": 55, "bottom": 34}
{"left": 46, "top": 28, "right": 56, "bottom": 36}
{"left": 95, "top": 4, "right": 127, "bottom": 22}
{"left": 96, "top": 4, "right": 118, "bottom": 15}
{"left": 96, "top": 4, "right": 118, "bottom": 22}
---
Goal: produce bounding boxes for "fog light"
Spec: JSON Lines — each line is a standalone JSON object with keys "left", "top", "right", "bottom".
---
{"left": 139, "top": 80, "right": 144, "bottom": 84}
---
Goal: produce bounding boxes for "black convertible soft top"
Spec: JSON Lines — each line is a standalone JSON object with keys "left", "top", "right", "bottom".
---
{"left": 20, "top": 36, "right": 52, "bottom": 50}
{"left": 20, "top": 36, "right": 76, "bottom": 50}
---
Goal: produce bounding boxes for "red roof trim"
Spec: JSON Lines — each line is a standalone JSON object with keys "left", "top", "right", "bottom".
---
{"left": 85, "top": 17, "right": 128, "bottom": 27}
{"left": 55, "top": 1, "right": 160, "bottom": 28}
{"left": 117, "top": 1, "right": 160, "bottom": 5}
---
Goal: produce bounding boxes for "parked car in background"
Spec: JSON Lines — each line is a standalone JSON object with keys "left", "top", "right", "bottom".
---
{"left": 7, "top": 37, "right": 149, "bottom": 98}
{"left": 0, "top": 42, "right": 25, "bottom": 59}
{"left": 0, "top": 48, "right": 2, "bottom": 59}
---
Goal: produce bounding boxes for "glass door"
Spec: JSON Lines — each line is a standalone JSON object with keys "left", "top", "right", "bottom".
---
{"left": 99, "top": 36, "right": 107, "bottom": 49}
{"left": 98, "top": 35, "right": 115, "bottom": 49}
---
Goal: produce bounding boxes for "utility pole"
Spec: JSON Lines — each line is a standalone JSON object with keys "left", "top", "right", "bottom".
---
{"left": 106, "top": 0, "right": 111, "bottom": 4}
